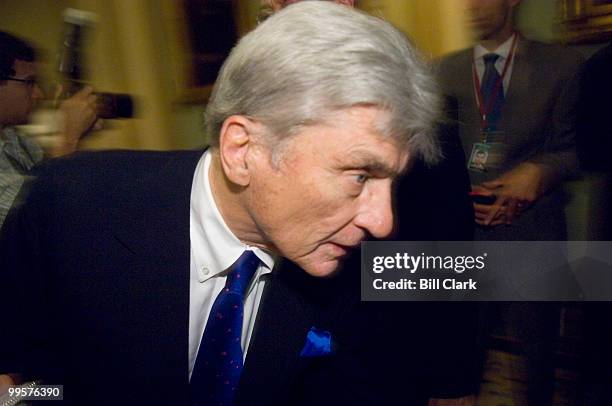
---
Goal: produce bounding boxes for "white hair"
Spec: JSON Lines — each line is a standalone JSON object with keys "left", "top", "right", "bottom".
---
{"left": 205, "top": 1, "right": 441, "bottom": 163}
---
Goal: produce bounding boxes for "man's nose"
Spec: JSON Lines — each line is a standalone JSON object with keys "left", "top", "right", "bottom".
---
{"left": 354, "top": 183, "right": 394, "bottom": 239}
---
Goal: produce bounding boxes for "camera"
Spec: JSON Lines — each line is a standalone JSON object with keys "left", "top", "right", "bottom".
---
{"left": 59, "top": 9, "right": 134, "bottom": 119}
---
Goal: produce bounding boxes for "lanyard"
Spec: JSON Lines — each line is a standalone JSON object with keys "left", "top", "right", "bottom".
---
{"left": 472, "top": 34, "right": 518, "bottom": 131}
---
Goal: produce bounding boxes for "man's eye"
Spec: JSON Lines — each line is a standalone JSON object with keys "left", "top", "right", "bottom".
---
{"left": 354, "top": 174, "right": 368, "bottom": 184}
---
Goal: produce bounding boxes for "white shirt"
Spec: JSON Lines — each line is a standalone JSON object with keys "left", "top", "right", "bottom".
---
{"left": 188, "top": 150, "right": 275, "bottom": 379}
{"left": 473, "top": 33, "right": 518, "bottom": 94}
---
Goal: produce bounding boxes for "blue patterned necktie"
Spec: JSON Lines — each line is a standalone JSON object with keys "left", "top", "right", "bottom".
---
{"left": 481, "top": 53, "right": 504, "bottom": 130}
{"left": 190, "top": 251, "right": 260, "bottom": 406}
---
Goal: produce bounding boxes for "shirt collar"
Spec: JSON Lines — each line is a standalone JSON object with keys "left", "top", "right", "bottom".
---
{"left": 474, "top": 32, "right": 517, "bottom": 62}
{"left": 190, "top": 150, "right": 275, "bottom": 282}
{"left": 1, "top": 126, "right": 20, "bottom": 145}
{"left": 1, "top": 126, "right": 43, "bottom": 169}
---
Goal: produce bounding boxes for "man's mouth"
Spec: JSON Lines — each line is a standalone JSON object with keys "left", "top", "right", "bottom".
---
{"left": 327, "top": 241, "right": 360, "bottom": 257}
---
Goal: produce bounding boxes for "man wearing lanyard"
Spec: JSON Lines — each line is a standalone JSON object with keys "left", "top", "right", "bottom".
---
{"left": 438, "top": 0, "right": 583, "bottom": 404}
{"left": 439, "top": 0, "right": 582, "bottom": 240}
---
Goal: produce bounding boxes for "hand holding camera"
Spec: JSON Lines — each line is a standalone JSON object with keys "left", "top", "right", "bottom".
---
{"left": 49, "top": 85, "right": 99, "bottom": 156}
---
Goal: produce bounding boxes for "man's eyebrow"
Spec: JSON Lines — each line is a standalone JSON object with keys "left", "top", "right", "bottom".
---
{"left": 342, "top": 150, "right": 399, "bottom": 177}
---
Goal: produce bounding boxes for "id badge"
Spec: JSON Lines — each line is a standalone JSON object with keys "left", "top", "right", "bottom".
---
{"left": 468, "top": 143, "right": 490, "bottom": 172}
{"left": 468, "top": 130, "right": 507, "bottom": 172}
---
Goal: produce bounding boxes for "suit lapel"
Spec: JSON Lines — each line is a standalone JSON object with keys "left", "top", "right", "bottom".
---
{"left": 456, "top": 50, "right": 482, "bottom": 130}
{"left": 237, "top": 260, "right": 334, "bottom": 405}
{"left": 109, "top": 150, "right": 203, "bottom": 385}
{"left": 500, "top": 38, "right": 532, "bottom": 131}
{"left": 110, "top": 151, "right": 202, "bottom": 258}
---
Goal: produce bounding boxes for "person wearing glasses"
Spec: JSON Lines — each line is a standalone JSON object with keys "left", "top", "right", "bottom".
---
{"left": 0, "top": 30, "right": 98, "bottom": 229}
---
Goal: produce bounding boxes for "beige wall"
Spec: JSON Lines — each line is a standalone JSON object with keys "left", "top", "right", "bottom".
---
{"left": 357, "top": 0, "right": 563, "bottom": 59}
{"left": 71, "top": 0, "right": 180, "bottom": 150}
{"left": 516, "top": 0, "right": 559, "bottom": 43}
{"left": 359, "top": 0, "right": 471, "bottom": 58}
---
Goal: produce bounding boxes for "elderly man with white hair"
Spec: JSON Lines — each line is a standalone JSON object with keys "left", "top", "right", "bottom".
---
{"left": 0, "top": 3, "right": 477, "bottom": 405}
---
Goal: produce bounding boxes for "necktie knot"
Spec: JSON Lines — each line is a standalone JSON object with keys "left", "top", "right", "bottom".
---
{"left": 483, "top": 53, "right": 499, "bottom": 67}
{"left": 225, "top": 250, "right": 260, "bottom": 296}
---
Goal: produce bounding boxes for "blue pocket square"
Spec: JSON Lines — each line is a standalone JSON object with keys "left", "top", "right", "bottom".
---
{"left": 300, "top": 327, "right": 334, "bottom": 357}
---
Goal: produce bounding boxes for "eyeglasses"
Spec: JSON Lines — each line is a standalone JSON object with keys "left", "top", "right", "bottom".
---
{"left": 1, "top": 76, "right": 38, "bottom": 89}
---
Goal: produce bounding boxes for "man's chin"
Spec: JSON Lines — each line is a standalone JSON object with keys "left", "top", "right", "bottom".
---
{"left": 297, "top": 257, "right": 344, "bottom": 278}
{"left": 290, "top": 243, "right": 360, "bottom": 277}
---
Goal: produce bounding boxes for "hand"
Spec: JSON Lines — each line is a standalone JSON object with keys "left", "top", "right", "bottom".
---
{"left": 478, "top": 162, "right": 545, "bottom": 226}
{"left": 51, "top": 85, "right": 99, "bottom": 157}
{"left": 471, "top": 185, "right": 507, "bottom": 226}
{"left": 0, "top": 374, "right": 20, "bottom": 396}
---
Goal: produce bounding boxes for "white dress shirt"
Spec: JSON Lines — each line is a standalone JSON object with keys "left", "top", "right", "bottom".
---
{"left": 188, "top": 150, "right": 275, "bottom": 379}
{"left": 473, "top": 33, "right": 518, "bottom": 95}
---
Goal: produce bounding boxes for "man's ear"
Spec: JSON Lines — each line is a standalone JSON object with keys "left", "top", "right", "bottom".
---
{"left": 218, "top": 115, "right": 259, "bottom": 187}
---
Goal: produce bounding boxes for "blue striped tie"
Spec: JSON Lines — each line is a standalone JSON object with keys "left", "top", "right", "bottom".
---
{"left": 190, "top": 251, "right": 260, "bottom": 406}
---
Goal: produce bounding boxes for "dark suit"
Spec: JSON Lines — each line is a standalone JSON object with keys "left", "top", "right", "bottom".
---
{"left": 0, "top": 150, "right": 338, "bottom": 405}
{"left": 438, "top": 38, "right": 584, "bottom": 405}
{"left": 0, "top": 148, "right": 478, "bottom": 405}
{"left": 438, "top": 38, "right": 583, "bottom": 240}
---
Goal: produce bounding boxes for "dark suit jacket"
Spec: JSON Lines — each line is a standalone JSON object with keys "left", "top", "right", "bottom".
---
{"left": 0, "top": 149, "right": 478, "bottom": 405}
{"left": 438, "top": 38, "right": 584, "bottom": 240}
{"left": 0, "top": 150, "right": 342, "bottom": 405}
